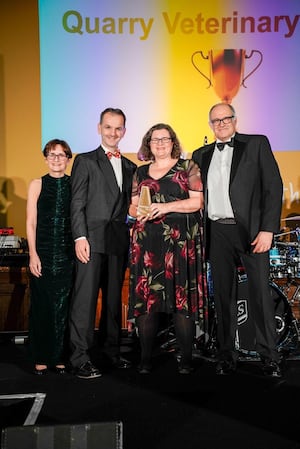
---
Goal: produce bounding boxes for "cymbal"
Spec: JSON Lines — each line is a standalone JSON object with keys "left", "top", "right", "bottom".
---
{"left": 275, "top": 229, "right": 296, "bottom": 237}
{"left": 281, "top": 215, "right": 300, "bottom": 221}
{"left": 275, "top": 241, "right": 300, "bottom": 247}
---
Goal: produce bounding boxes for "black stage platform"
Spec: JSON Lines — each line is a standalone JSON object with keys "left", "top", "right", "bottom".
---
{"left": 0, "top": 330, "right": 300, "bottom": 449}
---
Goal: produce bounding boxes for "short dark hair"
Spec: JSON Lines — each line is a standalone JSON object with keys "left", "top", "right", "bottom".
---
{"left": 137, "top": 123, "right": 182, "bottom": 161}
{"left": 43, "top": 139, "right": 72, "bottom": 159}
{"left": 99, "top": 108, "right": 126, "bottom": 127}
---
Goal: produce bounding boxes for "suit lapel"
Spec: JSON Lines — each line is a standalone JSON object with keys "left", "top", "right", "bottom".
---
{"left": 121, "top": 157, "right": 130, "bottom": 194}
{"left": 96, "top": 146, "right": 120, "bottom": 197}
{"left": 201, "top": 138, "right": 245, "bottom": 184}
{"left": 202, "top": 144, "right": 215, "bottom": 183}
{"left": 230, "top": 133, "right": 246, "bottom": 184}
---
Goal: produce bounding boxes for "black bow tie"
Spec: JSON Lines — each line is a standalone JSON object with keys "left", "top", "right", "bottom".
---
{"left": 216, "top": 138, "right": 234, "bottom": 151}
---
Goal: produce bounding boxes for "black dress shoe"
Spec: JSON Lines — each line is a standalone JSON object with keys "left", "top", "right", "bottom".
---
{"left": 215, "top": 360, "right": 236, "bottom": 375}
{"left": 178, "top": 362, "right": 194, "bottom": 375}
{"left": 34, "top": 368, "right": 48, "bottom": 376}
{"left": 111, "top": 357, "right": 132, "bottom": 369}
{"left": 262, "top": 360, "right": 282, "bottom": 378}
{"left": 54, "top": 366, "right": 67, "bottom": 375}
{"left": 137, "top": 364, "right": 152, "bottom": 374}
{"left": 76, "top": 361, "right": 102, "bottom": 379}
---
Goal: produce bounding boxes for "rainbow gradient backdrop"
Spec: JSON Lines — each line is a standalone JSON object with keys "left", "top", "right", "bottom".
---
{"left": 38, "top": 0, "right": 300, "bottom": 154}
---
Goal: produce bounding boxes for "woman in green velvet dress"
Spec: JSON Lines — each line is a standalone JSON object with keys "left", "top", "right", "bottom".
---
{"left": 26, "top": 139, "right": 74, "bottom": 375}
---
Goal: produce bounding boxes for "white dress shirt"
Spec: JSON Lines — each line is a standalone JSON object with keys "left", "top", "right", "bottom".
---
{"left": 102, "top": 144, "right": 123, "bottom": 191}
{"left": 207, "top": 140, "right": 235, "bottom": 221}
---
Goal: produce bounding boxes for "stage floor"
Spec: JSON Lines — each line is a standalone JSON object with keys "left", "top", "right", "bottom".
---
{"left": 0, "top": 331, "right": 300, "bottom": 449}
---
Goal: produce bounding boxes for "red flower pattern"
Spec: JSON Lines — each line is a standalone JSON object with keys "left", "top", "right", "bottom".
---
{"left": 139, "top": 179, "right": 160, "bottom": 194}
{"left": 165, "top": 252, "right": 174, "bottom": 279}
{"left": 144, "top": 251, "right": 158, "bottom": 269}
{"left": 135, "top": 276, "right": 150, "bottom": 299}
{"left": 172, "top": 170, "right": 189, "bottom": 192}
{"left": 170, "top": 226, "right": 180, "bottom": 240}
{"left": 131, "top": 241, "right": 141, "bottom": 265}
{"left": 175, "top": 285, "right": 187, "bottom": 310}
{"left": 129, "top": 159, "right": 207, "bottom": 323}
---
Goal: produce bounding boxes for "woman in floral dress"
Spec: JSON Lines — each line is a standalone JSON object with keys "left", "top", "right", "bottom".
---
{"left": 128, "top": 123, "right": 207, "bottom": 374}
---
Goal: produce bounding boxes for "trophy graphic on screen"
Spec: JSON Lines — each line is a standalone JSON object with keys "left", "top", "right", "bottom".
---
{"left": 137, "top": 186, "right": 151, "bottom": 216}
{"left": 191, "top": 49, "right": 263, "bottom": 103}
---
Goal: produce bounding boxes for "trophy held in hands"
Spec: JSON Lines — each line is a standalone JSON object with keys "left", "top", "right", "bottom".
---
{"left": 137, "top": 186, "right": 151, "bottom": 216}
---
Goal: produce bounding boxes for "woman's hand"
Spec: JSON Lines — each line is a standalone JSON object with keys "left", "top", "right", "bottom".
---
{"left": 128, "top": 203, "right": 138, "bottom": 218}
{"left": 29, "top": 253, "right": 42, "bottom": 277}
{"left": 149, "top": 203, "right": 166, "bottom": 219}
{"left": 136, "top": 203, "right": 166, "bottom": 222}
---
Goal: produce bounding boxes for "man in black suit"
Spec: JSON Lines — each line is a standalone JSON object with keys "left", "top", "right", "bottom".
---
{"left": 69, "top": 107, "right": 137, "bottom": 378}
{"left": 192, "top": 103, "right": 283, "bottom": 377}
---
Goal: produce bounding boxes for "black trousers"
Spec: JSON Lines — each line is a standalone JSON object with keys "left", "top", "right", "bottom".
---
{"left": 209, "top": 220, "right": 279, "bottom": 363}
{"left": 69, "top": 252, "right": 127, "bottom": 368}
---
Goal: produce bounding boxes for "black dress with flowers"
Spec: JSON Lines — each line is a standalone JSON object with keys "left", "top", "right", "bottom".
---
{"left": 128, "top": 159, "right": 207, "bottom": 324}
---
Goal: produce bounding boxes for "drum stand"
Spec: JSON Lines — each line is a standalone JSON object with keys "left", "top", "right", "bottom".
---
{"left": 202, "top": 282, "right": 300, "bottom": 361}
{"left": 270, "top": 277, "right": 300, "bottom": 355}
{"left": 158, "top": 324, "right": 177, "bottom": 352}
{"left": 289, "top": 314, "right": 300, "bottom": 348}
{"left": 159, "top": 321, "right": 213, "bottom": 360}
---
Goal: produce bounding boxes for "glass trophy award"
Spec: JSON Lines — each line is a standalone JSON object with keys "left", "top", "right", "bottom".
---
{"left": 137, "top": 186, "right": 151, "bottom": 216}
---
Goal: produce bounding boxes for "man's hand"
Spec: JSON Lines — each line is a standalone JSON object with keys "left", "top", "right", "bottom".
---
{"left": 75, "top": 238, "right": 90, "bottom": 263}
{"left": 251, "top": 231, "right": 273, "bottom": 253}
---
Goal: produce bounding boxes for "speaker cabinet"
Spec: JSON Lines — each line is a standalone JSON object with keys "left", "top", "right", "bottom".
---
{"left": 0, "top": 266, "right": 30, "bottom": 332}
{"left": 1, "top": 421, "right": 123, "bottom": 449}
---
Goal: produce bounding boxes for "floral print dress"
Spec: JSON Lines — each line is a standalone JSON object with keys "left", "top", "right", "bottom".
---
{"left": 128, "top": 158, "right": 207, "bottom": 324}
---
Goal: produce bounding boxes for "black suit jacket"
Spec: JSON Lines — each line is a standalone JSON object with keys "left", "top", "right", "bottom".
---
{"left": 192, "top": 132, "right": 283, "bottom": 252}
{"left": 71, "top": 145, "right": 137, "bottom": 255}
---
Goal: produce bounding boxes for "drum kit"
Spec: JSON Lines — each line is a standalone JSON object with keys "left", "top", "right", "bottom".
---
{"left": 237, "top": 216, "right": 300, "bottom": 357}
{"left": 205, "top": 216, "right": 300, "bottom": 359}
{"left": 270, "top": 216, "right": 300, "bottom": 318}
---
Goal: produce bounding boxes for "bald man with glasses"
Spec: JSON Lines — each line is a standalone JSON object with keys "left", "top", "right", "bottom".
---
{"left": 192, "top": 103, "right": 283, "bottom": 378}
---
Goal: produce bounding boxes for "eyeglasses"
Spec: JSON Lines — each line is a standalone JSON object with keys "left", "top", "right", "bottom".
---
{"left": 47, "top": 153, "right": 68, "bottom": 160}
{"left": 150, "top": 137, "right": 172, "bottom": 145}
{"left": 210, "top": 116, "right": 235, "bottom": 126}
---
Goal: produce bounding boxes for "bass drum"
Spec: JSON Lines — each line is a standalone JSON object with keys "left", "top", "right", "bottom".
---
{"left": 236, "top": 278, "right": 296, "bottom": 356}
